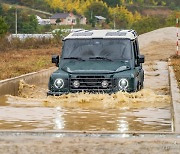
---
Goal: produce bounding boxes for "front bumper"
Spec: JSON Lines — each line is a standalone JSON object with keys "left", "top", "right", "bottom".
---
{"left": 48, "top": 74, "right": 135, "bottom": 96}
{"left": 47, "top": 88, "right": 134, "bottom": 96}
{"left": 47, "top": 91, "right": 68, "bottom": 96}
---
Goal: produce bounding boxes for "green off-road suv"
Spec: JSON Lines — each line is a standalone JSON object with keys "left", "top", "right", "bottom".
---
{"left": 47, "top": 29, "right": 145, "bottom": 96}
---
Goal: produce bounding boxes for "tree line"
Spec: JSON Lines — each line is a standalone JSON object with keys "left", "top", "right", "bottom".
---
{"left": 0, "top": 4, "right": 39, "bottom": 36}
{"left": 0, "top": 0, "right": 180, "bottom": 37}
{"left": 2, "top": 0, "right": 180, "bottom": 9}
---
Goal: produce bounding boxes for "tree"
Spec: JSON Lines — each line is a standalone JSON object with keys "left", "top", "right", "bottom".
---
{"left": 29, "top": 15, "right": 39, "bottom": 32}
{"left": 4, "top": 7, "right": 16, "bottom": 33}
{"left": 132, "top": 16, "right": 165, "bottom": 34}
{"left": 166, "top": 12, "right": 180, "bottom": 26}
{"left": 22, "top": 15, "right": 39, "bottom": 33}
{"left": 134, "top": 11, "right": 141, "bottom": 22}
{"left": 109, "top": 6, "right": 134, "bottom": 29}
{"left": 102, "top": 0, "right": 121, "bottom": 7}
{"left": 84, "top": 1, "right": 110, "bottom": 26}
{"left": 0, "top": 4, "right": 4, "bottom": 16}
{"left": 0, "top": 16, "right": 8, "bottom": 37}
{"left": 135, "top": 0, "right": 144, "bottom": 6}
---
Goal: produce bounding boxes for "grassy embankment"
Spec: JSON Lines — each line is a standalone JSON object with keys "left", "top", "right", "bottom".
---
{"left": 171, "top": 56, "right": 180, "bottom": 88}
{"left": 0, "top": 37, "right": 61, "bottom": 80}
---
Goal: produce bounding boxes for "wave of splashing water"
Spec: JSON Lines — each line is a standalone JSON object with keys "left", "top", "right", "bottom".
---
{"left": 44, "top": 89, "right": 170, "bottom": 109}
{"left": 16, "top": 80, "right": 170, "bottom": 109}
{"left": 18, "top": 80, "right": 47, "bottom": 99}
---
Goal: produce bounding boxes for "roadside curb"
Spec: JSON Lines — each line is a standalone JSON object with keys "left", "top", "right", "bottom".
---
{"left": 0, "top": 67, "right": 56, "bottom": 96}
{"left": 168, "top": 64, "right": 180, "bottom": 132}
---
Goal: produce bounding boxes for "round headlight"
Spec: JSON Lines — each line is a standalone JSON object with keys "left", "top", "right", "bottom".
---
{"left": 54, "top": 78, "right": 64, "bottom": 89}
{"left": 119, "top": 78, "right": 128, "bottom": 89}
{"left": 73, "top": 80, "right": 80, "bottom": 88}
{"left": 101, "top": 80, "right": 109, "bottom": 88}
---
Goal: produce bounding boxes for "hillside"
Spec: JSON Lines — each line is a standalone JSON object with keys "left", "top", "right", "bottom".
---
{"left": 1, "top": 2, "right": 52, "bottom": 17}
{"left": 0, "top": 0, "right": 179, "bottom": 17}
{"left": 1, "top": 0, "right": 180, "bottom": 11}
{"left": 0, "top": 0, "right": 179, "bottom": 35}
{"left": 0, "top": 0, "right": 52, "bottom": 12}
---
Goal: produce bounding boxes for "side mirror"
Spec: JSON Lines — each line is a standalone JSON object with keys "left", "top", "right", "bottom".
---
{"left": 138, "top": 55, "right": 145, "bottom": 63}
{"left": 52, "top": 55, "right": 59, "bottom": 67}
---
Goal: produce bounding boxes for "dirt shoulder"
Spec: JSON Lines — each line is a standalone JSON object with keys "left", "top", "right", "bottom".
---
{"left": 139, "top": 27, "right": 180, "bottom": 90}
{"left": 139, "top": 27, "right": 177, "bottom": 61}
{"left": 0, "top": 47, "right": 60, "bottom": 80}
{"left": 0, "top": 135, "right": 180, "bottom": 154}
{"left": 170, "top": 57, "right": 180, "bottom": 89}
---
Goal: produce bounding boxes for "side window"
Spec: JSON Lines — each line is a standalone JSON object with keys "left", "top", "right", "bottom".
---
{"left": 61, "top": 41, "right": 65, "bottom": 58}
{"left": 135, "top": 39, "right": 140, "bottom": 55}
{"left": 133, "top": 41, "right": 138, "bottom": 66}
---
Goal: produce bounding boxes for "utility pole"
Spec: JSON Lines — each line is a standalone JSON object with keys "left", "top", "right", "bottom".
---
{"left": 91, "top": 10, "right": 93, "bottom": 20}
{"left": 15, "top": 7, "right": 17, "bottom": 36}
{"left": 113, "top": 13, "right": 116, "bottom": 29}
{"left": 90, "top": 10, "right": 94, "bottom": 27}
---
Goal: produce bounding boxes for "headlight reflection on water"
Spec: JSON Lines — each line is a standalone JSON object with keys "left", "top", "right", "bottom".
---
{"left": 117, "top": 119, "right": 129, "bottom": 133}
{"left": 54, "top": 107, "right": 65, "bottom": 130}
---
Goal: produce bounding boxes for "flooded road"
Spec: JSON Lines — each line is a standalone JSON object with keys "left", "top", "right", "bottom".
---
{"left": 0, "top": 61, "right": 172, "bottom": 132}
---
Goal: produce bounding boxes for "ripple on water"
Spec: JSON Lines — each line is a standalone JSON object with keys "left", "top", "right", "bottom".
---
{"left": 0, "top": 80, "right": 172, "bottom": 132}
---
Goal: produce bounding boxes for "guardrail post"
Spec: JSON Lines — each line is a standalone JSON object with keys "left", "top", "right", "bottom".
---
{"left": 176, "top": 16, "right": 179, "bottom": 56}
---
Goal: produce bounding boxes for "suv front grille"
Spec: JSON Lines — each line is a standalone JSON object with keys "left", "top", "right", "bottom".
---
{"left": 70, "top": 75, "right": 113, "bottom": 92}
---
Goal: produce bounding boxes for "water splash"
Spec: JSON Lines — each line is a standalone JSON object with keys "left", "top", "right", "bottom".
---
{"left": 18, "top": 80, "right": 46, "bottom": 98}
{"left": 44, "top": 89, "right": 170, "bottom": 109}
{"left": 1, "top": 80, "right": 171, "bottom": 131}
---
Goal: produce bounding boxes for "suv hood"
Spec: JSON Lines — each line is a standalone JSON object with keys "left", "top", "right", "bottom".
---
{"left": 61, "top": 61, "right": 130, "bottom": 74}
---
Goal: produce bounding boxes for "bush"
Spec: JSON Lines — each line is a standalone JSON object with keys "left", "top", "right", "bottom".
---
{"left": 0, "top": 36, "right": 61, "bottom": 52}
{"left": 131, "top": 16, "right": 166, "bottom": 34}
{"left": 165, "top": 11, "right": 180, "bottom": 26}
{"left": 0, "top": 16, "right": 8, "bottom": 37}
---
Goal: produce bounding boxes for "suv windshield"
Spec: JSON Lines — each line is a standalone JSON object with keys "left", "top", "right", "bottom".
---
{"left": 62, "top": 39, "right": 132, "bottom": 60}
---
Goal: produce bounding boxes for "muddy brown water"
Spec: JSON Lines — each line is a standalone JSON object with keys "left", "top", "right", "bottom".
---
{"left": 0, "top": 61, "right": 172, "bottom": 132}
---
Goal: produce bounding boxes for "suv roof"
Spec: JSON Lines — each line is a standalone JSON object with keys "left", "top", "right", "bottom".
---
{"left": 64, "top": 29, "right": 138, "bottom": 40}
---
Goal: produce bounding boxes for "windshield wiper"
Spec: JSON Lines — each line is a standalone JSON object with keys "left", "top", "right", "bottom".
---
{"left": 89, "top": 56, "right": 112, "bottom": 61}
{"left": 63, "top": 57, "right": 85, "bottom": 61}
